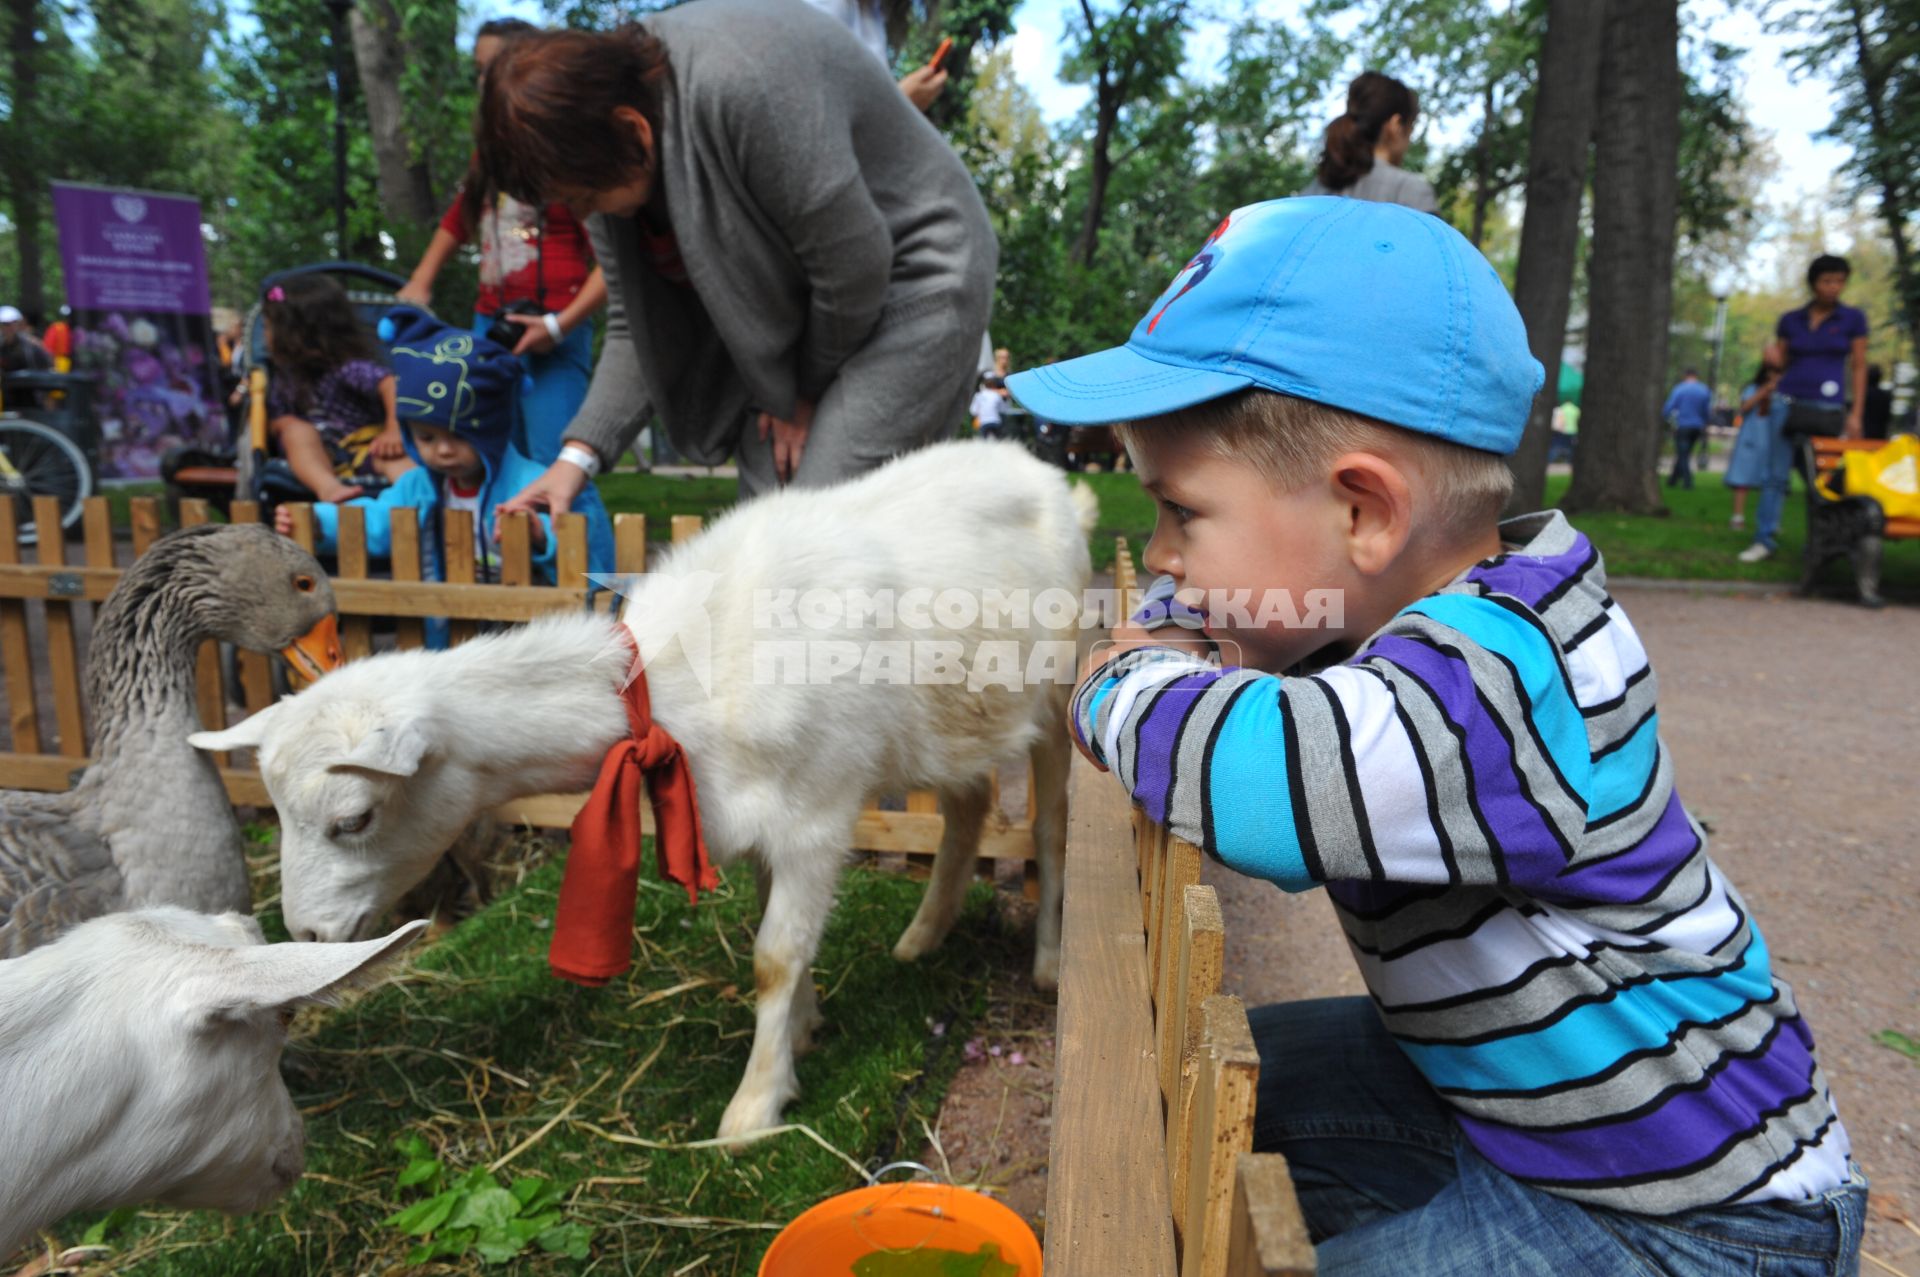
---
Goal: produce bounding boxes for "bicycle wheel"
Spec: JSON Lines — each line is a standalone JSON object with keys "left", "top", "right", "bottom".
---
{"left": 0, "top": 416, "right": 93, "bottom": 546}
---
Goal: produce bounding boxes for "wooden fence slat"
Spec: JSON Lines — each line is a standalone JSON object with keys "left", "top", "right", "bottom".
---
{"left": 129, "top": 497, "right": 163, "bottom": 555}
{"left": 228, "top": 501, "right": 275, "bottom": 714}
{"left": 1045, "top": 752, "right": 1178, "bottom": 1275}
{"left": 555, "top": 513, "right": 588, "bottom": 591}
{"left": 391, "top": 510, "right": 426, "bottom": 650}
{"left": 1181, "top": 996, "right": 1260, "bottom": 1277}
{"left": 177, "top": 499, "right": 228, "bottom": 762}
{"left": 1226, "top": 1156, "right": 1316, "bottom": 1277}
{"left": 445, "top": 508, "right": 478, "bottom": 645}
{"left": 0, "top": 500, "right": 41, "bottom": 754}
{"left": 670, "top": 514, "right": 702, "bottom": 544}
{"left": 284, "top": 505, "right": 319, "bottom": 692}
{"left": 32, "top": 496, "right": 86, "bottom": 758}
{"left": 499, "top": 510, "right": 532, "bottom": 589}
{"left": 1151, "top": 835, "right": 1203, "bottom": 1010}
{"left": 905, "top": 788, "right": 941, "bottom": 877}
{"left": 1166, "top": 885, "right": 1227, "bottom": 1235}
{"left": 615, "top": 513, "right": 647, "bottom": 577}
{"left": 337, "top": 505, "right": 373, "bottom": 662}
{"left": 81, "top": 497, "right": 112, "bottom": 569}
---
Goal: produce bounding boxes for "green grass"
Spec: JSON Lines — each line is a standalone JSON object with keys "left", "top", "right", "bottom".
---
{"left": 57, "top": 860, "right": 1004, "bottom": 1276}
{"left": 594, "top": 472, "right": 740, "bottom": 538}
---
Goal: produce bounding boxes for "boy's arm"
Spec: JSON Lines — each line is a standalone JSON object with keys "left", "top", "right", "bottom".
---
{"left": 1073, "top": 597, "right": 1595, "bottom": 893}
{"left": 311, "top": 472, "right": 430, "bottom": 559}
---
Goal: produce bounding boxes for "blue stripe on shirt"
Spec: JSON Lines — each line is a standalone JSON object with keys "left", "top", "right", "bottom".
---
{"left": 1204, "top": 682, "right": 1313, "bottom": 890}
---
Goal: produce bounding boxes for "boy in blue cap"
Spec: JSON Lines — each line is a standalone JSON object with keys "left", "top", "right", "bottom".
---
{"left": 1010, "top": 199, "right": 1865, "bottom": 1274}
{"left": 280, "top": 308, "right": 615, "bottom": 644}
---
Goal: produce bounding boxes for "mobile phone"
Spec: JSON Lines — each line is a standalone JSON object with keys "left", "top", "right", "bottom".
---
{"left": 927, "top": 36, "right": 953, "bottom": 70}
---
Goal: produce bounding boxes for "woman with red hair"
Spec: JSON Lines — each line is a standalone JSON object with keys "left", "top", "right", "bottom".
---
{"left": 484, "top": 0, "right": 997, "bottom": 513}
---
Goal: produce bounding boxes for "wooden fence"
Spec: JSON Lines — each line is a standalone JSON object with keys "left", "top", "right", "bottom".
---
{"left": 1047, "top": 542, "right": 1315, "bottom": 1277}
{"left": 0, "top": 496, "right": 1040, "bottom": 884}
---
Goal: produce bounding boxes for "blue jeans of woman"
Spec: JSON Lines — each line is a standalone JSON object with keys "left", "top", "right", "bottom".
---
{"left": 472, "top": 313, "right": 595, "bottom": 467}
{"left": 1250, "top": 997, "right": 1868, "bottom": 1276}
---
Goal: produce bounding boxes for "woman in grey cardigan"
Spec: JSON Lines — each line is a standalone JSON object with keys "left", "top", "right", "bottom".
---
{"left": 480, "top": 0, "right": 997, "bottom": 512}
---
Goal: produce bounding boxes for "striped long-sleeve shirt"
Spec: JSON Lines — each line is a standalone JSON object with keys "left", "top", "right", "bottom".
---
{"left": 1074, "top": 511, "right": 1849, "bottom": 1215}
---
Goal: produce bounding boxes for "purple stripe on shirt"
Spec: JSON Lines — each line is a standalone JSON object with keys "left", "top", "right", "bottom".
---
{"left": 1133, "top": 669, "right": 1227, "bottom": 823}
{"left": 1466, "top": 534, "right": 1596, "bottom": 609}
{"left": 1371, "top": 634, "right": 1567, "bottom": 886}
{"left": 1455, "top": 1016, "right": 1817, "bottom": 1183}
{"left": 1543, "top": 793, "right": 1698, "bottom": 905}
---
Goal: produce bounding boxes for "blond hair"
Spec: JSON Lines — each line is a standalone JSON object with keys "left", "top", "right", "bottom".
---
{"left": 1116, "top": 389, "right": 1513, "bottom": 537}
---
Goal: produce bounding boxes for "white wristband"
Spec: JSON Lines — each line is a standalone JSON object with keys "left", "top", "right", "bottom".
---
{"left": 558, "top": 443, "right": 601, "bottom": 477}
{"left": 542, "top": 312, "right": 564, "bottom": 344}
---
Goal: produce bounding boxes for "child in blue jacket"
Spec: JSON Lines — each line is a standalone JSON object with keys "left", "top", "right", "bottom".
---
{"left": 277, "top": 307, "right": 615, "bottom": 644}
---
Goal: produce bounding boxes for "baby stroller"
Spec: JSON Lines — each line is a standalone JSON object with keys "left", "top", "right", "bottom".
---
{"left": 164, "top": 261, "right": 422, "bottom": 519}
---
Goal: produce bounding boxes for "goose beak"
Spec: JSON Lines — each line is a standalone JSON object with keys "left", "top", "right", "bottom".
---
{"left": 281, "top": 614, "right": 343, "bottom": 681}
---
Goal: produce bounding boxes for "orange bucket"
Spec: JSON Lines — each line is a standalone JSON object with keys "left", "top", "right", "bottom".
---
{"left": 759, "top": 1174, "right": 1041, "bottom": 1277}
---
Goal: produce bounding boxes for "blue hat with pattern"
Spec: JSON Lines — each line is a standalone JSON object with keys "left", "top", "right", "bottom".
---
{"left": 1006, "top": 198, "right": 1544, "bottom": 455}
{"left": 378, "top": 306, "right": 521, "bottom": 463}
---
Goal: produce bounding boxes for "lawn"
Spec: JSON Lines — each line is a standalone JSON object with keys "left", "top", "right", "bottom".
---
{"left": 51, "top": 853, "right": 1004, "bottom": 1276}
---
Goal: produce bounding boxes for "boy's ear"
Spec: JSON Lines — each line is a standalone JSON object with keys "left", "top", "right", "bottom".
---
{"left": 1330, "top": 452, "right": 1414, "bottom": 577}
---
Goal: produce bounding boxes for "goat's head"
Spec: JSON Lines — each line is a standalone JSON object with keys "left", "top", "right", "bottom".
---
{"left": 192, "top": 694, "right": 487, "bottom": 942}
{"left": 30, "top": 908, "right": 423, "bottom": 1216}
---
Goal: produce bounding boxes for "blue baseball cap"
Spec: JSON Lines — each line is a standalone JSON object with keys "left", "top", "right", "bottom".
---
{"left": 1006, "top": 198, "right": 1544, "bottom": 455}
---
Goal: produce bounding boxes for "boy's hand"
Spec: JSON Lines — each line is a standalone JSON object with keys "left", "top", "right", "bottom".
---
{"left": 273, "top": 505, "right": 295, "bottom": 537}
{"left": 369, "top": 425, "right": 407, "bottom": 460}
{"left": 1071, "top": 621, "right": 1218, "bottom": 770}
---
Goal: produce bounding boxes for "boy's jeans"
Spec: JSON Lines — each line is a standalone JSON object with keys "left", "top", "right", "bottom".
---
{"left": 1250, "top": 998, "right": 1868, "bottom": 1276}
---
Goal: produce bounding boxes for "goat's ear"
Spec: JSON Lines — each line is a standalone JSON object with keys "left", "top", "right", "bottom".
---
{"left": 189, "top": 701, "right": 284, "bottom": 753}
{"left": 202, "top": 920, "right": 428, "bottom": 1022}
{"left": 331, "top": 721, "right": 431, "bottom": 778}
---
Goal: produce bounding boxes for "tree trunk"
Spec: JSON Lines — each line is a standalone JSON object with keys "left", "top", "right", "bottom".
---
{"left": 1073, "top": 80, "right": 1118, "bottom": 268}
{"left": 1469, "top": 76, "right": 1496, "bottom": 248}
{"left": 6, "top": 0, "right": 46, "bottom": 317}
{"left": 349, "top": 0, "right": 440, "bottom": 230}
{"left": 1506, "top": 0, "right": 1605, "bottom": 513}
{"left": 1846, "top": 0, "right": 1918, "bottom": 340}
{"left": 1563, "top": 0, "right": 1680, "bottom": 516}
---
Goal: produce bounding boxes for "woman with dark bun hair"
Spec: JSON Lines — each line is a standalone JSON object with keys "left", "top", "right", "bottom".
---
{"left": 482, "top": 0, "right": 997, "bottom": 514}
{"left": 1302, "top": 71, "right": 1437, "bottom": 214}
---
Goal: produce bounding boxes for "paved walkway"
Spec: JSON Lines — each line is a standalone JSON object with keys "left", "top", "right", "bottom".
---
{"left": 1211, "top": 585, "right": 1920, "bottom": 1269}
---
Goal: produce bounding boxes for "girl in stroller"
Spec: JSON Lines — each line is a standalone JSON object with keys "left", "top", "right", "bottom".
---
{"left": 263, "top": 276, "right": 415, "bottom": 501}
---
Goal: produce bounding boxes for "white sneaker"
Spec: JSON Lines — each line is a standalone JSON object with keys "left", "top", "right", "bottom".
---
{"left": 1737, "top": 543, "right": 1773, "bottom": 563}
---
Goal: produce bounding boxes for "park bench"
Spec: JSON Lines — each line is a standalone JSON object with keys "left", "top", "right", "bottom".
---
{"left": 1800, "top": 435, "right": 1919, "bottom": 608}
{"left": 1047, "top": 541, "right": 1315, "bottom": 1277}
{"left": 0, "top": 496, "right": 1045, "bottom": 888}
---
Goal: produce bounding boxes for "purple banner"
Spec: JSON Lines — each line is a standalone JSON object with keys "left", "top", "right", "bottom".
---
{"left": 51, "top": 183, "right": 211, "bottom": 314}
{"left": 51, "top": 183, "right": 225, "bottom": 479}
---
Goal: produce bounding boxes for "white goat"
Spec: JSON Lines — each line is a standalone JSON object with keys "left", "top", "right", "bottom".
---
{"left": 191, "top": 441, "right": 1096, "bottom": 1140}
{"left": 0, "top": 908, "right": 423, "bottom": 1256}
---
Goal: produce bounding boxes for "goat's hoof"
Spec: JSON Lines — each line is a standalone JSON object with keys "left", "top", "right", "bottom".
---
{"left": 892, "top": 924, "right": 939, "bottom": 963}
{"left": 717, "top": 1093, "right": 788, "bottom": 1147}
{"left": 1031, "top": 947, "right": 1060, "bottom": 993}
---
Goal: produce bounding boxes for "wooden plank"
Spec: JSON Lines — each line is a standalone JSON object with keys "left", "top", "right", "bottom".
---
{"left": 1045, "top": 752, "right": 1178, "bottom": 1276}
{"left": 390, "top": 510, "right": 426, "bottom": 650}
{"left": 905, "top": 787, "right": 941, "bottom": 877}
{"left": 228, "top": 501, "right": 274, "bottom": 713}
{"left": 1225, "top": 1156, "right": 1316, "bottom": 1277}
{"left": 130, "top": 497, "right": 163, "bottom": 555}
{"left": 337, "top": 505, "right": 373, "bottom": 662}
{"left": 81, "top": 497, "right": 112, "bottom": 569}
{"left": 499, "top": 510, "right": 533, "bottom": 588}
{"left": 287, "top": 504, "right": 316, "bottom": 555}
{"left": 1166, "top": 886, "right": 1226, "bottom": 1234}
{"left": 0, "top": 500, "right": 41, "bottom": 754}
{"left": 177, "top": 500, "right": 229, "bottom": 760}
{"left": 0, "top": 565, "right": 592, "bottom": 620}
{"left": 1142, "top": 814, "right": 1167, "bottom": 935}
{"left": 1181, "top": 996, "right": 1260, "bottom": 1277}
{"left": 615, "top": 512, "right": 647, "bottom": 575}
{"left": 670, "top": 514, "right": 702, "bottom": 544}
{"left": 555, "top": 513, "right": 588, "bottom": 591}
{"left": 444, "top": 508, "right": 478, "bottom": 645}
{"left": 1150, "top": 835, "right": 1203, "bottom": 1010}
{"left": 32, "top": 496, "right": 86, "bottom": 758}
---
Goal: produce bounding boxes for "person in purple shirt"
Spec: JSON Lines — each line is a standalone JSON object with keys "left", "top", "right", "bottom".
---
{"left": 1770, "top": 253, "right": 1870, "bottom": 440}
{"left": 1661, "top": 368, "right": 1713, "bottom": 489}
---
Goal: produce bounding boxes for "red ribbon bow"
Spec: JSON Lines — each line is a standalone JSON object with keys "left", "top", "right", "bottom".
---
{"left": 549, "top": 628, "right": 717, "bottom": 987}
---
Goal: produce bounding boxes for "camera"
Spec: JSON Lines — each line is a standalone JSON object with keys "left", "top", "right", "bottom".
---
{"left": 481, "top": 299, "right": 546, "bottom": 351}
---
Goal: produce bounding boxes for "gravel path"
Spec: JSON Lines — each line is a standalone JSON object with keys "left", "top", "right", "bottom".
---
{"left": 1212, "top": 585, "right": 1920, "bottom": 1270}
